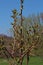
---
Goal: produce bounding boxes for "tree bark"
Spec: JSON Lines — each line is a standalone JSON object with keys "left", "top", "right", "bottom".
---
{"left": 26, "top": 52, "right": 29, "bottom": 65}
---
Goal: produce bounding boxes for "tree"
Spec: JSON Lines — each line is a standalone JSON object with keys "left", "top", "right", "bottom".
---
{"left": 0, "top": 0, "right": 43, "bottom": 65}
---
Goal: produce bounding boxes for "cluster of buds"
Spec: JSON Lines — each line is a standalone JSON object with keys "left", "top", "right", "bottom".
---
{"left": 21, "top": 0, "right": 24, "bottom": 3}
{"left": 20, "top": 0, "right": 24, "bottom": 10}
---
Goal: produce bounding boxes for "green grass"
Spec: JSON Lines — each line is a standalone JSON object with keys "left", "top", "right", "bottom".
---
{"left": 23, "top": 56, "right": 43, "bottom": 65}
{"left": 0, "top": 58, "right": 8, "bottom": 65}
{"left": 0, "top": 56, "right": 43, "bottom": 65}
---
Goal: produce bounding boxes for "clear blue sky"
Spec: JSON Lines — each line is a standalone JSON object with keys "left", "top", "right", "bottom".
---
{"left": 0, "top": 0, "right": 43, "bottom": 36}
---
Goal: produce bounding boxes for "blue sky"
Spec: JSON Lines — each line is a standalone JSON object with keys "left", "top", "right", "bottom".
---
{"left": 0, "top": 0, "right": 43, "bottom": 36}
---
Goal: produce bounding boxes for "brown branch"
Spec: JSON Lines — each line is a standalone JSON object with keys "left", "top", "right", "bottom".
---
{"left": 3, "top": 47, "right": 14, "bottom": 59}
{"left": 17, "top": 38, "right": 39, "bottom": 63}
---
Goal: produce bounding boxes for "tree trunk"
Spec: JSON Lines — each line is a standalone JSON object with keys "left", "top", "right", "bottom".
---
{"left": 26, "top": 52, "right": 29, "bottom": 65}
{"left": 20, "top": 58, "right": 23, "bottom": 65}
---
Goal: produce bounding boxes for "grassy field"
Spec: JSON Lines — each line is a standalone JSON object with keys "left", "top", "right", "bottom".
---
{"left": 0, "top": 56, "right": 43, "bottom": 65}
{"left": 23, "top": 56, "right": 43, "bottom": 65}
